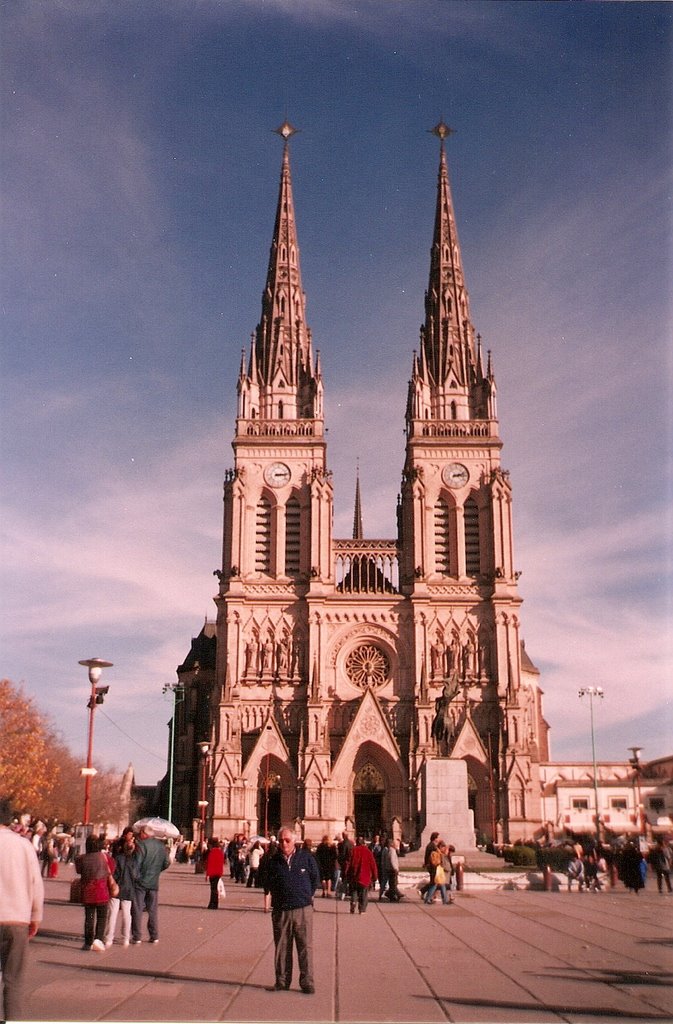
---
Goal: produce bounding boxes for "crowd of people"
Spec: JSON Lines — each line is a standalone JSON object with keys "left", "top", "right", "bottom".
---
{"left": 564, "top": 837, "right": 673, "bottom": 894}
{"left": 3, "top": 806, "right": 672, "bottom": 1014}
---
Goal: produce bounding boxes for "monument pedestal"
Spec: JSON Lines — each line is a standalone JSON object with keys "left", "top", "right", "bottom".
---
{"left": 419, "top": 757, "right": 476, "bottom": 850}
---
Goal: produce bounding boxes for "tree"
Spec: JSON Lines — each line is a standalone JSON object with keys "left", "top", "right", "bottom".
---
{"left": 0, "top": 678, "right": 136, "bottom": 829}
{"left": 0, "top": 679, "right": 57, "bottom": 810}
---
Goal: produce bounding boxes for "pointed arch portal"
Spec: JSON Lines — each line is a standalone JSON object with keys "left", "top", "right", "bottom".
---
{"left": 257, "top": 755, "right": 284, "bottom": 837}
{"left": 353, "top": 762, "right": 385, "bottom": 839}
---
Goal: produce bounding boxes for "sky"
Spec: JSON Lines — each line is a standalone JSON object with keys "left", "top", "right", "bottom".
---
{"left": 1, "top": 0, "right": 671, "bottom": 788}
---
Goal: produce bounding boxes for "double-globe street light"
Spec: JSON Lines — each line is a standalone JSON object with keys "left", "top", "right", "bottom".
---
{"left": 628, "top": 746, "right": 646, "bottom": 841}
{"left": 196, "top": 741, "right": 211, "bottom": 873}
{"left": 162, "top": 682, "right": 185, "bottom": 824}
{"left": 79, "top": 657, "right": 113, "bottom": 827}
{"left": 578, "top": 686, "right": 604, "bottom": 842}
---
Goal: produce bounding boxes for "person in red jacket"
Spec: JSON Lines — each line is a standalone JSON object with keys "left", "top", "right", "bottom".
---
{"left": 204, "top": 837, "right": 225, "bottom": 909}
{"left": 346, "top": 836, "right": 378, "bottom": 914}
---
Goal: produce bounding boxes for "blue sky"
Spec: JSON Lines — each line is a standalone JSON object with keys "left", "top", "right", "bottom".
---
{"left": 1, "top": 0, "right": 671, "bottom": 786}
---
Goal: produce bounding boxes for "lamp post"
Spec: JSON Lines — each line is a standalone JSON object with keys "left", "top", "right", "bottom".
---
{"left": 628, "top": 746, "right": 645, "bottom": 842}
{"left": 196, "top": 742, "right": 211, "bottom": 872}
{"left": 578, "top": 686, "right": 603, "bottom": 842}
{"left": 263, "top": 723, "right": 273, "bottom": 837}
{"left": 79, "top": 658, "right": 113, "bottom": 827}
{"left": 162, "top": 682, "right": 184, "bottom": 824}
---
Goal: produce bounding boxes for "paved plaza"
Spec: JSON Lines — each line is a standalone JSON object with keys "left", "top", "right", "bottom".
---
{"left": 23, "top": 863, "right": 673, "bottom": 1024}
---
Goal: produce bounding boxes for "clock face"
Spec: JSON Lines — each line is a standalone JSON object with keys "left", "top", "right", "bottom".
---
{"left": 264, "top": 462, "right": 291, "bottom": 488}
{"left": 442, "top": 462, "right": 469, "bottom": 489}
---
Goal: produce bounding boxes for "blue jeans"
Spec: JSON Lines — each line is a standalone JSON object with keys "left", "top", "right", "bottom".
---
{"left": 131, "top": 886, "right": 159, "bottom": 941}
{"left": 424, "top": 883, "right": 449, "bottom": 904}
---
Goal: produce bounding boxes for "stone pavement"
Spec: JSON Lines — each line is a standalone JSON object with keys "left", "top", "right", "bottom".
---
{"left": 22, "top": 863, "right": 673, "bottom": 1024}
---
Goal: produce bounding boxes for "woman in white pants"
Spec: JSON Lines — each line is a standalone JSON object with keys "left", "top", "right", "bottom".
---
{"left": 104, "top": 829, "right": 138, "bottom": 947}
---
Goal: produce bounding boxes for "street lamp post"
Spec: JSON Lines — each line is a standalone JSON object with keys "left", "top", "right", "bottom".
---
{"left": 196, "top": 742, "right": 211, "bottom": 873}
{"left": 79, "top": 658, "right": 113, "bottom": 827}
{"left": 578, "top": 686, "right": 604, "bottom": 843}
{"left": 162, "top": 682, "right": 184, "bottom": 824}
{"left": 628, "top": 746, "right": 645, "bottom": 842}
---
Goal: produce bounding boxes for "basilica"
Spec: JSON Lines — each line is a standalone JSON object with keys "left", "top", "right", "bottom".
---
{"left": 167, "top": 122, "right": 551, "bottom": 848}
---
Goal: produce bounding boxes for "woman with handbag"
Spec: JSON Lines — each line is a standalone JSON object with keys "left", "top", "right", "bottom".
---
{"left": 104, "top": 828, "right": 138, "bottom": 946}
{"left": 423, "top": 841, "right": 453, "bottom": 905}
{"left": 75, "top": 835, "right": 116, "bottom": 951}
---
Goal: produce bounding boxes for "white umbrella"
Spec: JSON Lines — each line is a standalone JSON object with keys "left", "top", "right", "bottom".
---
{"left": 247, "top": 835, "right": 270, "bottom": 846}
{"left": 133, "top": 816, "right": 180, "bottom": 840}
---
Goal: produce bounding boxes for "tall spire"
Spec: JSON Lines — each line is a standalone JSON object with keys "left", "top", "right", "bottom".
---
{"left": 406, "top": 122, "right": 495, "bottom": 426}
{"left": 352, "top": 460, "right": 363, "bottom": 539}
{"left": 236, "top": 121, "right": 322, "bottom": 426}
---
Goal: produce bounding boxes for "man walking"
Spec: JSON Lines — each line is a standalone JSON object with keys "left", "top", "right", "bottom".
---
{"left": 131, "top": 824, "right": 170, "bottom": 944}
{"left": 336, "top": 830, "right": 353, "bottom": 900}
{"left": 0, "top": 798, "right": 44, "bottom": 1021}
{"left": 264, "top": 826, "right": 320, "bottom": 994}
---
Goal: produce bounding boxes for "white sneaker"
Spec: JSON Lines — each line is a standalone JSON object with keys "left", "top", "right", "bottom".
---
{"left": 122, "top": 939, "right": 130, "bottom": 947}
{"left": 91, "top": 939, "right": 105, "bottom": 952}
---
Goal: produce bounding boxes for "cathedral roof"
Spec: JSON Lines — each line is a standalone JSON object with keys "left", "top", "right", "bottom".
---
{"left": 520, "top": 640, "right": 540, "bottom": 675}
{"left": 177, "top": 620, "right": 217, "bottom": 673}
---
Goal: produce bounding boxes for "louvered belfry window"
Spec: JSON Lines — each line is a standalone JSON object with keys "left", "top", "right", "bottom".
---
{"left": 464, "top": 496, "right": 480, "bottom": 576}
{"left": 285, "top": 496, "right": 301, "bottom": 576}
{"left": 434, "top": 498, "right": 451, "bottom": 574}
{"left": 255, "top": 496, "right": 271, "bottom": 573}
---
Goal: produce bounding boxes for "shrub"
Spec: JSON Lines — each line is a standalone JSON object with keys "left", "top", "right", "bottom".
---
{"left": 502, "top": 844, "right": 538, "bottom": 866}
{"left": 508, "top": 844, "right": 538, "bottom": 867}
{"left": 536, "top": 846, "right": 573, "bottom": 871}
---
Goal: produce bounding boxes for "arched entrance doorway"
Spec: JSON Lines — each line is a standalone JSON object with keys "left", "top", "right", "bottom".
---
{"left": 353, "top": 763, "right": 385, "bottom": 839}
{"left": 257, "top": 760, "right": 282, "bottom": 837}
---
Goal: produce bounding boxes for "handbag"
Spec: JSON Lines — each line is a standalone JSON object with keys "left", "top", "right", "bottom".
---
{"left": 107, "top": 873, "right": 120, "bottom": 898}
{"left": 69, "top": 877, "right": 83, "bottom": 903}
{"left": 217, "top": 878, "right": 226, "bottom": 898}
{"left": 435, "top": 864, "right": 446, "bottom": 885}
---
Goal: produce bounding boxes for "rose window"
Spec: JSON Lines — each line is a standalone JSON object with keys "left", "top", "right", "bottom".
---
{"left": 345, "top": 643, "right": 390, "bottom": 688}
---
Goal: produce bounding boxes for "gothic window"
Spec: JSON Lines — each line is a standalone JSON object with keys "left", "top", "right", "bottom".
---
{"left": 434, "top": 498, "right": 451, "bottom": 575}
{"left": 285, "top": 496, "right": 301, "bottom": 576}
{"left": 450, "top": 400, "right": 457, "bottom": 420}
{"left": 353, "top": 763, "right": 385, "bottom": 793}
{"left": 278, "top": 400, "right": 284, "bottom": 419}
{"left": 464, "top": 496, "right": 480, "bottom": 576}
{"left": 255, "top": 495, "right": 271, "bottom": 573}
{"left": 511, "top": 785, "right": 525, "bottom": 818}
{"left": 345, "top": 643, "right": 390, "bottom": 688}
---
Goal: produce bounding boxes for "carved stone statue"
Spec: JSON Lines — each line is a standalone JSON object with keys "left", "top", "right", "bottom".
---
{"left": 430, "top": 673, "right": 461, "bottom": 753}
{"left": 430, "top": 637, "right": 444, "bottom": 679}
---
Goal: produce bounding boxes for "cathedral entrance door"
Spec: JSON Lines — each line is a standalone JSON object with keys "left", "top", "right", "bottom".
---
{"left": 258, "top": 766, "right": 282, "bottom": 836}
{"left": 354, "top": 793, "right": 383, "bottom": 839}
{"left": 353, "top": 762, "right": 385, "bottom": 839}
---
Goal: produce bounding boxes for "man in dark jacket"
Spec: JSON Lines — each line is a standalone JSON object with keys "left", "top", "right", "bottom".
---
{"left": 264, "top": 827, "right": 320, "bottom": 994}
{"left": 130, "top": 826, "right": 170, "bottom": 944}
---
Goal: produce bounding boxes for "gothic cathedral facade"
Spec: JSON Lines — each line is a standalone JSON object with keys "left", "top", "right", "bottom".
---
{"left": 170, "top": 122, "right": 550, "bottom": 847}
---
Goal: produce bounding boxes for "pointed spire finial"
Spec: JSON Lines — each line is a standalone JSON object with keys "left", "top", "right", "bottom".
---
{"left": 274, "top": 120, "right": 299, "bottom": 141}
{"left": 353, "top": 460, "right": 363, "bottom": 540}
{"left": 429, "top": 120, "right": 455, "bottom": 143}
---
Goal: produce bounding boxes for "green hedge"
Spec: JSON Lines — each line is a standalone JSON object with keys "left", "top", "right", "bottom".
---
{"left": 536, "top": 846, "right": 573, "bottom": 871}
{"left": 503, "top": 844, "right": 538, "bottom": 867}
